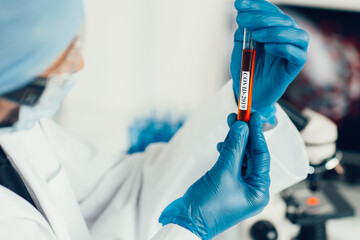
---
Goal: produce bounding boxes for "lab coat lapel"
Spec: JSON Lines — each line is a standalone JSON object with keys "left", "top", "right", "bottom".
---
{"left": 0, "top": 122, "right": 91, "bottom": 240}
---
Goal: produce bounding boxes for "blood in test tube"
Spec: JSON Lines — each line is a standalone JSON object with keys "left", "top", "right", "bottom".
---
{"left": 237, "top": 49, "right": 256, "bottom": 123}
{"left": 237, "top": 28, "right": 256, "bottom": 123}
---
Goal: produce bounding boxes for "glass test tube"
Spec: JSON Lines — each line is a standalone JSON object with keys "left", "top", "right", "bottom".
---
{"left": 237, "top": 28, "right": 256, "bottom": 123}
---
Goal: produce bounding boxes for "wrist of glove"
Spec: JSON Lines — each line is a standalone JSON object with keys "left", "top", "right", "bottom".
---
{"left": 159, "top": 113, "right": 271, "bottom": 239}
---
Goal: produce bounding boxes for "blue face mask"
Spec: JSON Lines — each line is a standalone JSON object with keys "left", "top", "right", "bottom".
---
{"left": 0, "top": 71, "right": 81, "bottom": 134}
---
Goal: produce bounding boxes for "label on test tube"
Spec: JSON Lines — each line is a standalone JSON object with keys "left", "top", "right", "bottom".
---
{"left": 239, "top": 71, "right": 250, "bottom": 110}
{"left": 237, "top": 28, "right": 256, "bottom": 123}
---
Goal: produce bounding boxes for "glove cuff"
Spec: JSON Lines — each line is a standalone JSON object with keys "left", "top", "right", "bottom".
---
{"left": 159, "top": 198, "right": 211, "bottom": 240}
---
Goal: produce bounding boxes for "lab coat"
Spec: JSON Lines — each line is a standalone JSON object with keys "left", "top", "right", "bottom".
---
{"left": 0, "top": 81, "right": 308, "bottom": 240}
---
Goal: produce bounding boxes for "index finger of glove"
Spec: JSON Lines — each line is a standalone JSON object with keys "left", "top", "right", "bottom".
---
{"left": 246, "top": 112, "right": 270, "bottom": 177}
{"left": 252, "top": 27, "right": 309, "bottom": 50}
{"left": 236, "top": 11, "right": 297, "bottom": 30}
{"left": 235, "top": 0, "right": 283, "bottom": 14}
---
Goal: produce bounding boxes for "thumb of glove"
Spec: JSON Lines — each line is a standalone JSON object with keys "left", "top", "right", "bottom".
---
{"left": 216, "top": 120, "right": 249, "bottom": 176}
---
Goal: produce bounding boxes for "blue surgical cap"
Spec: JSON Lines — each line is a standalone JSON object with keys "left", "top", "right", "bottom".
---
{"left": 0, "top": 0, "right": 84, "bottom": 95}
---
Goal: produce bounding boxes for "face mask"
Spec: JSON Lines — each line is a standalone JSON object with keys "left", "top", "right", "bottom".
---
{"left": 0, "top": 71, "right": 81, "bottom": 134}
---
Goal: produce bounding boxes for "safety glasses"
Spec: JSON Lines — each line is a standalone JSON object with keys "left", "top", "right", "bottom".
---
{"left": 0, "top": 78, "right": 47, "bottom": 106}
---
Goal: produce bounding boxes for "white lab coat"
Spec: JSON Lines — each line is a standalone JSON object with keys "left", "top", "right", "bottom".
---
{"left": 0, "top": 81, "right": 308, "bottom": 240}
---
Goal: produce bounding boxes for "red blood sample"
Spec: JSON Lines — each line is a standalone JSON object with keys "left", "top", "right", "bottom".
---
{"left": 237, "top": 49, "right": 256, "bottom": 123}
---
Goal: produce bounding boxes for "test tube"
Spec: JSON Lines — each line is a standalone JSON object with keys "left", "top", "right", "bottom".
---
{"left": 237, "top": 28, "right": 256, "bottom": 123}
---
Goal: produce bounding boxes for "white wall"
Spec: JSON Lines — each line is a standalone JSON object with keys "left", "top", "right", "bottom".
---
{"left": 57, "top": 0, "right": 236, "bottom": 154}
{"left": 58, "top": 0, "right": 360, "bottom": 154}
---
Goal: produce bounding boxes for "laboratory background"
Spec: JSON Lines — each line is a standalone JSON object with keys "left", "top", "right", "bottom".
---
{"left": 57, "top": 0, "right": 360, "bottom": 239}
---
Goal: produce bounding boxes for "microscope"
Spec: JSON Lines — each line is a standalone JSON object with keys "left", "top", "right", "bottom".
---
{"left": 278, "top": 100, "right": 354, "bottom": 240}
{"left": 218, "top": 101, "right": 356, "bottom": 240}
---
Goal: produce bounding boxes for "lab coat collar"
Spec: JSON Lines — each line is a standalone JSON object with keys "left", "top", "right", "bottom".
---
{"left": 0, "top": 120, "right": 90, "bottom": 240}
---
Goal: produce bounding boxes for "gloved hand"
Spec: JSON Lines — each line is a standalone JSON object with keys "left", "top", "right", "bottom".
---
{"left": 231, "top": 0, "right": 309, "bottom": 124}
{"left": 159, "top": 112, "right": 271, "bottom": 239}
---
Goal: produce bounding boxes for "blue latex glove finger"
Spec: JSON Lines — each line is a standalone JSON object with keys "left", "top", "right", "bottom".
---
{"left": 223, "top": 112, "right": 239, "bottom": 144}
{"left": 218, "top": 113, "right": 239, "bottom": 153}
{"left": 216, "top": 121, "right": 249, "bottom": 175}
{"left": 231, "top": 0, "right": 309, "bottom": 124}
{"left": 264, "top": 43, "right": 308, "bottom": 65}
{"left": 236, "top": 12, "right": 296, "bottom": 30}
{"left": 244, "top": 112, "right": 270, "bottom": 181}
{"left": 235, "top": 0, "right": 282, "bottom": 13}
{"left": 252, "top": 27, "right": 309, "bottom": 50}
{"left": 159, "top": 114, "right": 271, "bottom": 239}
{"left": 216, "top": 142, "right": 224, "bottom": 153}
{"left": 227, "top": 113, "right": 238, "bottom": 127}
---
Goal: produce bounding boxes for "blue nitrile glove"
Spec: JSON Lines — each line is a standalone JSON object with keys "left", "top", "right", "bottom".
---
{"left": 231, "top": 0, "right": 309, "bottom": 124}
{"left": 159, "top": 112, "right": 270, "bottom": 239}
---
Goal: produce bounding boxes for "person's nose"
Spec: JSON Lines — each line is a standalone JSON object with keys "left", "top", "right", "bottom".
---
{"left": 75, "top": 54, "right": 85, "bottom": 72}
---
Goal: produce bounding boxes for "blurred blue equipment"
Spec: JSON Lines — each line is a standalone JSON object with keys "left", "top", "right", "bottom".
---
{"left": 231, "top": 0, "right": 309, "bottom": 124}
{"left": 127, "top": 116, "right": 184, "bottom": 154}
{"left": 159, "top": 112, "right": 271, "bottom": 240}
